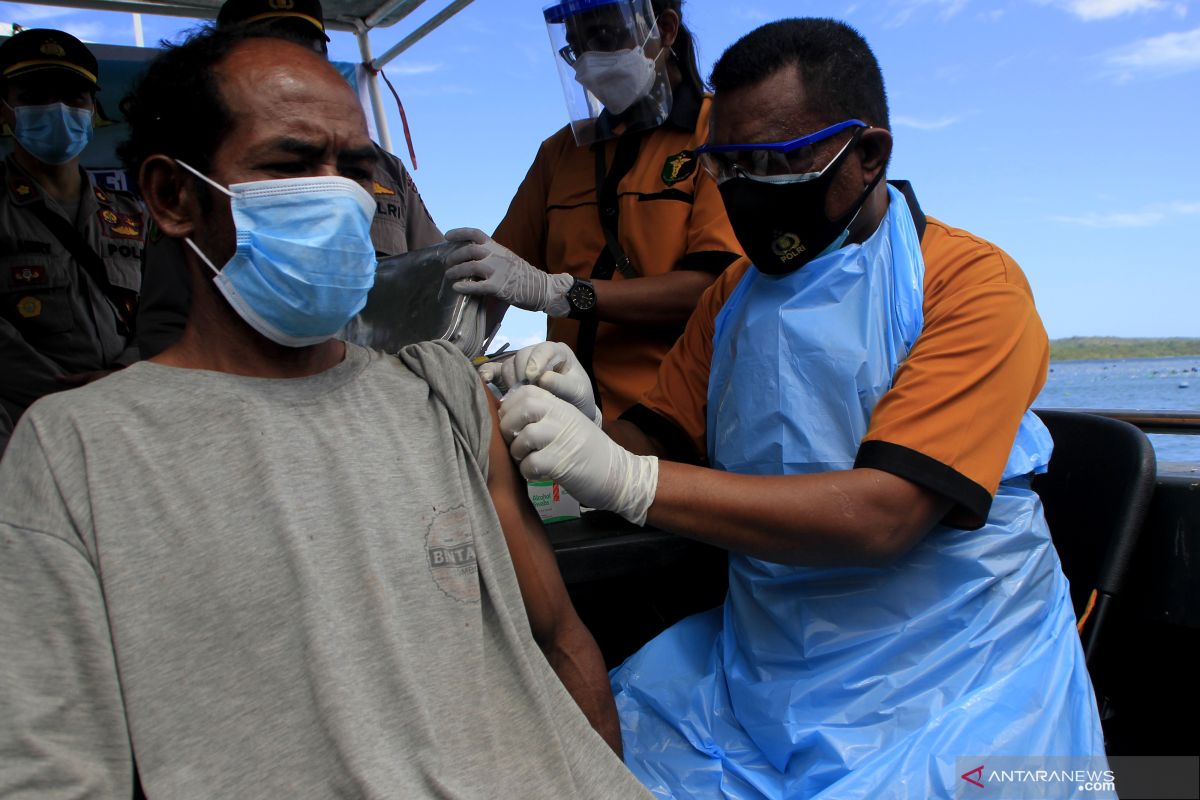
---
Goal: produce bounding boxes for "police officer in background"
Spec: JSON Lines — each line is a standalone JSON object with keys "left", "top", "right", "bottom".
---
{"left": 135, "top": 0, "right": 444, "bottom": 359}
{"left": 0, "top": 29, "right": 144, "bottom": 456}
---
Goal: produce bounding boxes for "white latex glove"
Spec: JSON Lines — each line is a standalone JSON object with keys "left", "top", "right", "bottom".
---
{"left": 478, "top": 341, "right": 602, "bottom": 426}
{"left": 443, "top": 227, "right": 574, "bottom": 317}
{"left": 499, "top": 385, "right": 658, "bottom": 526}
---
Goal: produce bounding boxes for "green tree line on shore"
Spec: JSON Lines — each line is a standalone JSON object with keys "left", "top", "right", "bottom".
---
{"left": 1050, "top": 337, "right": 1200, "bottom": 362}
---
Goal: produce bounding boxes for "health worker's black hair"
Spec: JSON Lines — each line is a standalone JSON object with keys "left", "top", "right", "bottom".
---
{"left": 652, "top": 0, "right": 705, "bottom": 96}
{"left": 709, "top": 17, "right": 890, "bottom": 131}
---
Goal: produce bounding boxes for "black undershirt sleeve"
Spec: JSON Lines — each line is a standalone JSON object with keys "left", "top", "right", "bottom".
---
{"left": 855, "top": 440, "right": 992, "bottom": 530}
{"left": 619, "top": 403, "right": 706, "bottom": 466}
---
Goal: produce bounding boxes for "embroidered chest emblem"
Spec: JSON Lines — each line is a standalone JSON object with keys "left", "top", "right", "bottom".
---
{"left": 661, "top": 150, "right": 697, "bottom": 185}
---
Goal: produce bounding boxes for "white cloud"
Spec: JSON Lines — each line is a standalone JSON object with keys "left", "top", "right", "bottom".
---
{"left": 1052, "top": 201, "right": 1200, "bottom": 227}
{"left": 1051, "top": 0, "right": 1171, "bottom": 20}
{"left": 1105, "top": 25, "right": 1200, "bottom": 77}
{"left": 733, "top": 7, "right": 773, "bottom": 23}
{"left": 892, "top": 114, "right": 963, "bottom": 130}
{"left": 383, "top": 62, "right": 441, "bottom": 77}
{"left": 884, "top": 0, "right": 970, "bottom": 28}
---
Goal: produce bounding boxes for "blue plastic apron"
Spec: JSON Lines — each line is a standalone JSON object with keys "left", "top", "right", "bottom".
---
{"left": 611, "top": 187, "right": 1108, "bottom": 799}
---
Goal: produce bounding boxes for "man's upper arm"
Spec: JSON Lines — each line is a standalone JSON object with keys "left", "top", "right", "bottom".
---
{"left": 481, "top": 385, "right": 572, "bottom": 640}
{"left": 0, "top": 420, "right": 132, "bottom": 798}
{"left": 857, "top": 224, "right": 1049, "bottom": 528}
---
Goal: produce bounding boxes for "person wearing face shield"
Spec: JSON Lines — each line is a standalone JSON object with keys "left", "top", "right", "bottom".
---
{"left": 443, "top": 0, "right": 746, "bottom": 424}
{"left": 0, "top": 29, "right": 144, "bottom": 456}
{"left": 133, "top": 0, "right": 445, "bottom": 361}
{"left": 0, "top": 26, "right": 654, "bottom": 800}
{"left": 496, "top": 18, "right": 1110, "bottom": 799}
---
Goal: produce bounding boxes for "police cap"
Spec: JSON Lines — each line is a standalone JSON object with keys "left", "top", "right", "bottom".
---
{"left": 0, "top": 28, "right": 100, "bottom": 90}
{"left": 217, "top": 0, "right": 332, "bottom": 42}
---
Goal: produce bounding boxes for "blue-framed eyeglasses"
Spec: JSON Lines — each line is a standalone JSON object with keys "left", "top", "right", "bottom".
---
{"left": 695, "top": 119, "right": 867, "bottom": 183}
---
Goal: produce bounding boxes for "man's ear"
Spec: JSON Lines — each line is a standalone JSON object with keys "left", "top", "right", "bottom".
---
{"left": 139, "top": 154, "right": 198, "bottom": 239}
{"left": 858, "top": 128, "right": 893, "bottom": 185}
{"left": 656, "top": 9, "right": 681, "bottom": 52}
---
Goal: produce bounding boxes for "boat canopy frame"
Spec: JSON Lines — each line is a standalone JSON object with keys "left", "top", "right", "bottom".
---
{"left": 13, "top": 0, "right": 477, "bottom": 153}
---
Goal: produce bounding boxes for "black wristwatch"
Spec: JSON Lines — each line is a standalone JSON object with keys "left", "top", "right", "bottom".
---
{"left": 566, "top": 278, "right": 598, "bottom": 319}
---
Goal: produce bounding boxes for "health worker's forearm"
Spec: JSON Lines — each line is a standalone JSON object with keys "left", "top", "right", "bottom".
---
{"left": 647, "top": 462, "right": 952, "bottom": 566}
{"left": 591, "top": 270, "right": 716, "bottom": 326}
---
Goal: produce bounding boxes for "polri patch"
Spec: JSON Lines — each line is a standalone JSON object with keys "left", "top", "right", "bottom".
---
{"left": 17, "top": 296, "right": 42, "bottom": 319}
{"left": 372, "top": 180, "right": 396, "bottom": 197}
{"left": 11, "top": 265, "right": 47, "bottom": 286}
{"left": 93, "top": 186, "right": 111, "bottom": 205}
{"left": 661, "top": 150, "right": 697, "bottom": 185}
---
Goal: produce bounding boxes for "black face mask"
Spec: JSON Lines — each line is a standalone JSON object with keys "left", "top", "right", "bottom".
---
{"left": 717, "top": 130, "right": 882, "bottom": 275}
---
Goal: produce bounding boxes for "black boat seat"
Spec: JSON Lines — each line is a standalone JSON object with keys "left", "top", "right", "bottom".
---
{"left": 1032, "top": 409, "right": 1157, "bottom": 665}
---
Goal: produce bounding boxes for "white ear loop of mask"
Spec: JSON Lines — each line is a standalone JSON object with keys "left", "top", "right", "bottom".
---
{"left": 175, "top": 159, "right": 234, "bottom": 277}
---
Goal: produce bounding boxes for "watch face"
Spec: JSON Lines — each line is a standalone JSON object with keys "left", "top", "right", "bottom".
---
{"left": 569, "top": 280, "right": 597, "bottom": 312}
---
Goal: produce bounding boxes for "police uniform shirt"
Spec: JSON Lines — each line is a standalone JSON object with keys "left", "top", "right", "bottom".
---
{"left": 135, "top": 145, "right": 442, "bottom": 359}
{"left": 0, "top": 155, "right": 144, "bottom": 432}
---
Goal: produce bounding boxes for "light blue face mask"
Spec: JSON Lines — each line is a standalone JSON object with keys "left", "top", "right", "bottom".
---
{"left": 177, "top": 160, "right": 378, "bottom": 348}
{"left": 6, "top": 101, "right": 94, "bottom": 165}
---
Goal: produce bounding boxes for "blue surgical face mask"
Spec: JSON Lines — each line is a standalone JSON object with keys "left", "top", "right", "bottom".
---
{"left": 5, "top": 101, "right": 93, "bottom": 165}
{"left": 177, "top": 160, "right": 378, "bottom": 348}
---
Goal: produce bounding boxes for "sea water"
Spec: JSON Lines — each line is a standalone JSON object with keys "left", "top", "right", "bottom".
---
{"left": 1035, "top": 356, "right": 1200, "bottom": 466}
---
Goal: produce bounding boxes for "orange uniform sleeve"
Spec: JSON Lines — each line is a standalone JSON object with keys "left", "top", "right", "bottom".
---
{"left": 856, "top": 218, "right": 1049, "bottom": 529}
{"left": 493, "top": 138, "right": 554, "bottom": 270}
{"left": 621, "top": 262, "right": 752, "bottom": 463}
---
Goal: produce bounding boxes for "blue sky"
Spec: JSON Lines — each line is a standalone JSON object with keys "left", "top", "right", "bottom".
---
{"left": 3, "top": 0, "right": 1197, "bottom": 348}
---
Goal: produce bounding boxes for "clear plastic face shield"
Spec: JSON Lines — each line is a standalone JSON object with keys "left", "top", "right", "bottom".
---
{"left": 543, "top": 0, "right": 673, "bottom": 146}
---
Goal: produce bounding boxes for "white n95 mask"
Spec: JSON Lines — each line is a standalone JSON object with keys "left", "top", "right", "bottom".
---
{"left": 573, "top": 40, "right": 657, "bottom": 115}
{"left": 177, "top": 160, "right": 378, "bottom": 348}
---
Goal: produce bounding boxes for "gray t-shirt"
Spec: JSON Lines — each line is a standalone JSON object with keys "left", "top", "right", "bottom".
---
{"left": 0, "top": 340, "right": 649, "bottom": 799}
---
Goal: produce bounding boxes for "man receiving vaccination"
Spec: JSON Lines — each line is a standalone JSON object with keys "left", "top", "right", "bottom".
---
{"left": 497, "top": 18, "right": 1110, "bottom": 799}
{"left": 134, "top": 0, "right": 444, "bottom": 359}
{"left": 0, "top": 29, "right": 144, "bottom": 455}
{"left": 0, "top": 26, "right": 651, "bottom": 800}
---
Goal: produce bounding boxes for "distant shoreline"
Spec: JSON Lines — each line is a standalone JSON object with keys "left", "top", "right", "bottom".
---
{"left": 1050, "top": 337, "right": 1200, "bottom": 362}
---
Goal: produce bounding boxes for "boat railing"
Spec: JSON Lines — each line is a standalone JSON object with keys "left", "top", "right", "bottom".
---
{"left": 1035, "top": 408, "right": 1200, "bottom": 437}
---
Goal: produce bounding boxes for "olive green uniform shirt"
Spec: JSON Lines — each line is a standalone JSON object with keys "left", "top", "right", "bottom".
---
{"left": 0, "top": 155, "right": 144, "bottom": 454}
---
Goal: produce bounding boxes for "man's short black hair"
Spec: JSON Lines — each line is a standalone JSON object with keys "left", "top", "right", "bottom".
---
{"left": 117, "top": 24, "right": 313, "bottom": 190}
{"left": 709, "top": 18, "right": 890, "bottom": 131}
